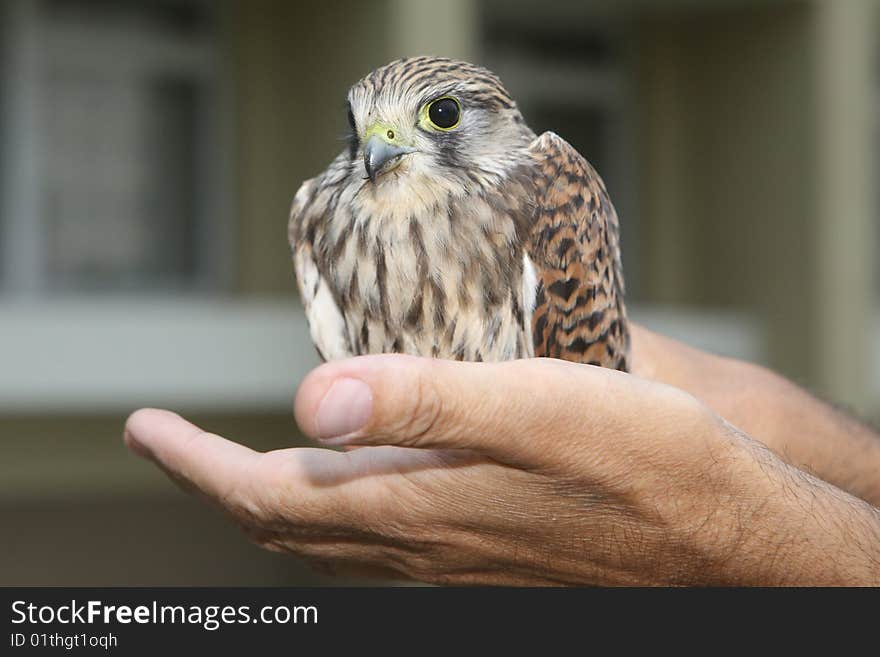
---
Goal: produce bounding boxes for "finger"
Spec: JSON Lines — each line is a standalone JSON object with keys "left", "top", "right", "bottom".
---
{"left": 294, "top": 354, "right": 647, "bottom": 466}
{"left": 125, "top": 409, "right": 429, "bottom": 531}
{"left": 124, "top": 408, "right": 263, "bottom": 510}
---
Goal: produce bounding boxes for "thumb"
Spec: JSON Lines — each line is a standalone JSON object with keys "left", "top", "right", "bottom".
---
{"left": 294, "top": 354, "right": 630, "bottom": 466}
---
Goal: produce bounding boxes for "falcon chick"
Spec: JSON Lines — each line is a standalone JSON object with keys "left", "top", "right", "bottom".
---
{"left": 289, "top": 57, "right": 629, "bottom": 370}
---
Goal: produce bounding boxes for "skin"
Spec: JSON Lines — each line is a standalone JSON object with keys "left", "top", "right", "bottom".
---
{"left": 124, "top": 325, "right": 880, "bottom": 586}
{"left": 630, "top": 326, "right": 880, "bottom": 507}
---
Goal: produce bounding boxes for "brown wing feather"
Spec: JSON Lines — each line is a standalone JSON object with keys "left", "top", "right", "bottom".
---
{"left": 525, "top": 132, "right": 630, "bottom": 370}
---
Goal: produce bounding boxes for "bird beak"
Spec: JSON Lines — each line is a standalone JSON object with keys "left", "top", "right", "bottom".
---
{"left": 364, "top": 134, "right": 415, "bottom": 182}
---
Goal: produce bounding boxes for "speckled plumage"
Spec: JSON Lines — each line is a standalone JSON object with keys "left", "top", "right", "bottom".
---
{"left": 289, "top": 57, "right": 629, "bottom": 370}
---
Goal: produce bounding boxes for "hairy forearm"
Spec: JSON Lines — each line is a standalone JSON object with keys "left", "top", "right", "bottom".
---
{"left": 752, "top": 381, "right": 880, "bottom": 507}
{"left": 713, "top": 427, "right": 880, "bottom": 585}
{"left": 630, "top": 324, "right": 880, "bottom": 507}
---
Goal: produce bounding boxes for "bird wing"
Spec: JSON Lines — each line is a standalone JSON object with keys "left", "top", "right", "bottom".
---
{"left": 290, "top": 177, "right": 352, "bottom": 362}
{"left": 524, "top": 132, "right": 630, "bottom": 370}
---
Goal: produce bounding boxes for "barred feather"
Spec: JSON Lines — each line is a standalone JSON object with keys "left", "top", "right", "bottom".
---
{"left": 289, "top": 57, "right": 629, "bottom": 370}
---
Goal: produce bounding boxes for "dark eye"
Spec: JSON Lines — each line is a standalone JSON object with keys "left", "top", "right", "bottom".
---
{"left": 426, "top": 97, "right": 461, "bottom": 130}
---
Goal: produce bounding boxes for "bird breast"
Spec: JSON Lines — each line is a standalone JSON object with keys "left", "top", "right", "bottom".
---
{"left": 323, "top": 187, "right": 532, "bottom": 361}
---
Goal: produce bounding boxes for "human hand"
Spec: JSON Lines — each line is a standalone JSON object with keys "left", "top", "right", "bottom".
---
{"left": 629, "top": 324, "right": 880, "bottom": 506}
{"left": 125, "top": 355, "right": 880, "bottom": 586}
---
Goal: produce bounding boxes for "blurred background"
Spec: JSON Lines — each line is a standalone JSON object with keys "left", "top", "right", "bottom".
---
{"left": 0, "top": 0, "right": 877, "bottom": 584}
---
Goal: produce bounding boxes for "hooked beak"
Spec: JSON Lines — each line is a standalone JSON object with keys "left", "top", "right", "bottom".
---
{"left": 364, "top": 134, "right": 415, "bottom": 182}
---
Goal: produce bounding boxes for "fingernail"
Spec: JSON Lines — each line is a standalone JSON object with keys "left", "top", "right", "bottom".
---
{"left": 315, "top": 378, "right": 373, "bottom": 441}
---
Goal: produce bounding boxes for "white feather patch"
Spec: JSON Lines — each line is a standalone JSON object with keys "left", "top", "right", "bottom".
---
{"left": 294, "top": 248, "right": 351, "bottom": 361}
{"left": 521, "top": 253, "right": 538, "bottom": 358}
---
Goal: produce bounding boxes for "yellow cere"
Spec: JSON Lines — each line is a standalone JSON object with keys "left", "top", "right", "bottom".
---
{"left": 364, "top": 123, "right": 401, "bottom": 145}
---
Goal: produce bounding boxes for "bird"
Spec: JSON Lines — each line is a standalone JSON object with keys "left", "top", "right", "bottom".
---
{"left": 288, "top": 56, "right": 629, "bottom": 370}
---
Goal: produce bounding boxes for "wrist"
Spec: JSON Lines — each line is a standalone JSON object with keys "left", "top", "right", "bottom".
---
{"left": 689, "top": 423, "right": 880, "bottom": 585}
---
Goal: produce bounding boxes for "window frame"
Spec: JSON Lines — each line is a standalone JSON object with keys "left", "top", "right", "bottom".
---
{"left": 0, "top": 0, "right": 236, "bottom": 297}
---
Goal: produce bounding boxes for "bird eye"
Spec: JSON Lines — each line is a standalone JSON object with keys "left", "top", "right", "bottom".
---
{"left": 426, "top": 97, "right": 461, "bottom": 130}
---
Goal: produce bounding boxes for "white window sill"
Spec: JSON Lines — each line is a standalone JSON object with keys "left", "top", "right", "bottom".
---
{"left": 0, "top": 297, "right": 320, "bottom": 414}
{"left": 0, "top": 299, "right": 772, "bottom": 414}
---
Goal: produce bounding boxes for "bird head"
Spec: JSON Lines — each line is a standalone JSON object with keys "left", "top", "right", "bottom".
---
{"left": 346, "top": 57, "right": 535, "bottom": 190}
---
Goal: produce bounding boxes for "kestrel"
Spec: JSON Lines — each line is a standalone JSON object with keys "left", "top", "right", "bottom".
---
{"left": 289, "top": 57, "right": 629, "bottom": 370}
